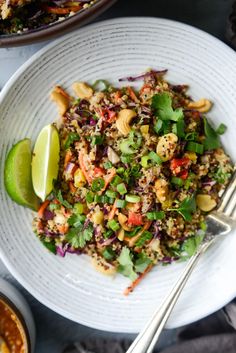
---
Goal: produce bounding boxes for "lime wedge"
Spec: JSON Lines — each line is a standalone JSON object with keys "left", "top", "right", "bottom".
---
{"left": 32, "top": 124, "right": 60, "bottom": 201}
{"left": 4, "top": 138, "right": 39, "bottom": 210}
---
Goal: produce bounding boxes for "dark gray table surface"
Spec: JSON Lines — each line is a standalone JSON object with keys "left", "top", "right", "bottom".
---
{"left": 0, "top": 0, "right": 235, "bottom": 352}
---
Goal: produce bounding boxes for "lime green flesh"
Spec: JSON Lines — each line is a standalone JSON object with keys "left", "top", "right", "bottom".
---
{"left": 31, "top": 124, "right": 60, "bottom": 201}
{"left": 4, "top": 138, "right": 39, "bottom": 210}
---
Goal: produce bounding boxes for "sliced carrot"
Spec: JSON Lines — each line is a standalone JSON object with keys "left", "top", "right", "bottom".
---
{"left": 57, "top": 224, "right": 69, "bottom": 234}
{"left": 54, "top": 85, "right": 71, "bottom": 101}
{"left": 69, "top": 181, "right": 76, "bottom": 193}
{"left": 78, "top": 151, "right": 93, "bottom": 184}
{"left": 139, "top": 83, "right": 152, "bottom": 95}
{"left": 114, "top": 90, "right": 122, "bottom": 103}
{"left": 94, "top": 167, "right": 105, "bottom": 176}
{"left": 127, "top": 86, "right": 139, "bottom": 103}
{"left": 108, "top": 199, "right": 118, "bottom": 220}
{"left": 43, "top": 5, "right": 81, "bottom": 15}
{"left": 124, "top": 264, "right": 153, "bottom": 296}
{"left": 64, "top": 150, "right": 72, "bottom": 167}
{"left": 38, "top": 200, "right": 50, "bottom": 218}
{"left": 125, "top": 221, "right": 152, "bottom": 247}
{"left": 103, "top": 167, "right": 116, "bottom": 191}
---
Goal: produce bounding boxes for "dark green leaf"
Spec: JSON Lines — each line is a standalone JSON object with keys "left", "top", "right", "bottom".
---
{"left": 41, "top": 240, "right": 56, "bottom": 254}
{"left": 117, "top": 247, "right": 138, "bottom": 281}
{"left": 64, "top": 132, "right": 80, "bottom": 150}
{"left": 68, "top": 214, "right": 86, "bottom": 227}
{"left": 135, "top": 231, "right": 153, "bottom": 247}
{"left": 151, "top": 93, "right": 184, "bottom": 122}
{"left": 203, "top": 118, "right": 220, "bottom": 150}
{"left": 134, "top": 253, "right": 152, "bottom": 273}
{"left": 169, "top": 195, "right": 196, "bottom": 221}
{"left": 56, "top": 190, "right": 73, "bottom": 209}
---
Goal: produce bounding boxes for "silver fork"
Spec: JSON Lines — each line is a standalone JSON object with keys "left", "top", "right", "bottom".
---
{"left": 126, "top": 166, "right": 236, "bottom": 353}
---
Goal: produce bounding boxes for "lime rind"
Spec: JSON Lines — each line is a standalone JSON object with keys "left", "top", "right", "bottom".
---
{"left": 4, "top": 138, "right": 39, "bottom": 211}
{"left": 31, "top": 124, "right": 60, "bottom": 201}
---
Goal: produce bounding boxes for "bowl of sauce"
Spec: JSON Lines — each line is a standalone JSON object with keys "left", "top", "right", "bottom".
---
{"left": 0, "top": 279, "right": 35, "bottom": 353}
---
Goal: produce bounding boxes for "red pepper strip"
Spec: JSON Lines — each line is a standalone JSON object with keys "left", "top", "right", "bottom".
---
{"left": 43, "top": 5, "right": 81, "bottom": 15}
{"left": 127, "top": 212, "right": 143, "bottom": 226}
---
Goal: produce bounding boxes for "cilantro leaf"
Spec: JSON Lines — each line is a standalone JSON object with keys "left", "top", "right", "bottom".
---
{"left": 135, "top": 231, "right": 153, "bottom": 247}
{"left": 134, "top": 253, "right": 152, "bottom": 273}
{"left": 56, "top": 190, "right": 73, "bottom": 209}
{"left": 64, "top": 132, "right": 80, "bottom": 150}
{"left": 169, "top": 195, "right": 196, "bottom": 221}
{"left": 203, "top": 118, "right": 220, "bottom": 150}
{"left": 66, "top": 224, "right": 93, "bottom": 248}
{"left": 117, "top": 247, "right": 138, "bottom": 281}
{"left": 151, "top": 93, "right": 184, "bottom": 122}
{"left": 213, "top": 168, "right": 231, "bottom": 184}
{"left": 68, "top": 214, "right": 86, "bottom": 227}
{"left": 41, "top": 240, "right": 56, "bottom": 254}
{"left": 180, "top": 233, "right": 204, "bottom": 259}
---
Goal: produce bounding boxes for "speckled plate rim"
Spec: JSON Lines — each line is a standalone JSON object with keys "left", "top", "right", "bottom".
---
{"left": 0, "top": 17, "right": 236, "bottom": 332}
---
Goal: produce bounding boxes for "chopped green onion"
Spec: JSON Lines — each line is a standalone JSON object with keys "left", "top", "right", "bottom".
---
{"left": 107, "top": 220, "right": 120, "bottom": 231}
{"left": 92, "top": 79, "right": 110, "bottom": 92}
{"left": 115, "top": 199, "right": 127, "bottom": 208}
{"left": 148, "top": 151, "right": 162, "bottom": 165}
{"left": 172, "top": 119, "right": 185, "bottom": 138}
{"left": 216, "top": 123, "right": 227, "bottom": 135}
{"left": 154, "top": 119, "right": 163, "bottom": 134}
{"left": 146, "top": 211, "right": 165, "bottom": 220}
{"left": 125, "top": 194, "right": 141, "bottom": 203}
{"left": 163, "top": 121, "right": 171, "bottom": 134}
{"left": 103, "top": 229, "right": 114, "bottom": 239}
{"left": 186, "top": 141, "right": 204, "bottom": 154}
{"left": 102, "top": 247, "right": 116, "bottom": 260}
{"left": 185, "top": 132, "right": 198, "bottom": 141}
{"left": 86, "top": 191, "right": 94, "bottom": 203}
{"left": 105, "top": 190, "right": 118, "bottom": 198}
{"left": 91, "top": 134, "right": 104, "bottom": 146}
{"left": 103, "top": 161, "right": 113, "bottom": 169}
{"left": 91, "top": 177, "right": 105, "bottom": 192}
{"left": 121, "top": 155, "right": 133, "bottom": 164}
{"left": 120, "top": 140, "right": 136, "bottom": 154}
{"left": 171, "top": 176, "right": 184, "bottom": 186}
{"left": 64, "top": 132, "right": 80, "bottom": 149}
{"left": 73, "top": 202, "right": 85, "bottom": 214}
{"left": 117, "top": 183, "right": 127, "bottom": 195}
{"left": 110, "top": 175, "right": 122, "bottom": 187}
{"left": 141, "top": 155, "right": 151, "bottom": 168}
{"left": 117, "top": 167, "right": 125, "bottom": 174}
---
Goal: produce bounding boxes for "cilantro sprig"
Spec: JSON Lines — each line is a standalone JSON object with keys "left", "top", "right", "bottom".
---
{"left": 169, "top": 194, "right": 196, "bottom": 221}
{"left": 151, "top": 93, "right": 184, "bottom": 122}
{"left": 66, "top": 223, "right": 93, "bottom": 249}
{"left": 56, "top": 190, "right": 73, "bottom": 209}
{"left": 203, "top": 118, "right": 221, "bottom": 150}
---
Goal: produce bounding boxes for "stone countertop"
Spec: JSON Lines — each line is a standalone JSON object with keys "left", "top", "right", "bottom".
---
{"left": 0, "top": 0, "right": 234, "bottom": 352}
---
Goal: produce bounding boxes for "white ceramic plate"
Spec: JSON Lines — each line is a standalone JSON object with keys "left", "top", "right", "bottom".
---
{"left": 0, "top": 18, "right": 236, "bottom": 333}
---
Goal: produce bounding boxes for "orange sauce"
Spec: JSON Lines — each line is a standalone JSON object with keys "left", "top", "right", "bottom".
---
{"left": 0, "top": 299, "right": 27, "bottom": 353}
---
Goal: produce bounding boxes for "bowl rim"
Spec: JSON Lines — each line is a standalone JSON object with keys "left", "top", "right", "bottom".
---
{"left": 0, "top": 293, "right": 31, "bottom": 352}
{"left": 0, "top": 0, "right": 116, "bottom": 47}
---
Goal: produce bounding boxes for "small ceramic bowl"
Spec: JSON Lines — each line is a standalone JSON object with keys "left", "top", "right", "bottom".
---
{"left": 0, "top": 0, "right": 116, "bottom": 47}
{"left": 0, "top": 278, "right": 35, "bottom": 353}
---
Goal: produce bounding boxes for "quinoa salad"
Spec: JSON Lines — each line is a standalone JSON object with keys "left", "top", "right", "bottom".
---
{"left": 34, "top": 70, "right": 233, "bottom": 295}
{"left": 0, "top": 0, "right": 97, "bottom": 35}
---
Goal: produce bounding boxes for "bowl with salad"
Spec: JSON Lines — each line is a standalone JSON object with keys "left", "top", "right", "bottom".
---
{"left": 0, "top": 18, "right": 236, "bottom": 333}
{"left": 0, "top": 0, "right": 116, "bottom": 46}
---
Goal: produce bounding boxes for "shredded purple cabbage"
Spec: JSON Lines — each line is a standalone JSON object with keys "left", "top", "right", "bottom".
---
{"left": 119, "top": 69, "right": 168, "bottom": 82}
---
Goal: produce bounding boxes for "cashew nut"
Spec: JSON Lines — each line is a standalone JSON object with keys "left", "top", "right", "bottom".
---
{"left": 72, "top": 82, "right": 93, "bottom": 100}
{"left": 118, "top": 213, "right": 131, "bottom": 231}
{"left": 107, "top": 146, "right": 120, "bottom": 164}
{"left": 117, "top": 228, "right": 125, "bottom": 241}
{"left": 187, "top": 98, "right": 212, "bottom": 113}
{"left": 116, "top": 109, "right": 137, "bottom": 135}
{"left": 50, "top": 89, "right": 70, "bottom": 116}
{"left": 196, "top": 194, "right": 217, "bottom": 212}
{"left": 156, "top": 133, "right": 178, "bottom": 161}
{"left": 154, "top": 178, "right": 169, "bottom": 203}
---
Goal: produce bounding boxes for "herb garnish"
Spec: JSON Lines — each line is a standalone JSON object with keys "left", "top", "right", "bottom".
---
{"left": 117, "top": 247, "right": 138, "bottom": 281}
{"left": 66, "top": 223, "right": 93, "bottom": 248}
{"left": 169, "top": 194, "right": 196, "bottom": 221}
{"left": 152, "top": 93, "right": 184, "bottom": 122}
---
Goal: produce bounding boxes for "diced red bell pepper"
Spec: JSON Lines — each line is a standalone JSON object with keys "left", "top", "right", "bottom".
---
{"left": 179, "top": 170, "right": 189, "bottom": 180}
{"left": 170, "top": 157, "right": 191, "bottom": 175}
{"left": 94, "top": 167, "right": 105, "bottom": 176}
{"left": 128, "top": 212, "right": 143, "bottom": 226}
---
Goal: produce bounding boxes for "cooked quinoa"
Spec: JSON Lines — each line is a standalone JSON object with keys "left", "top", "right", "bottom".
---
{"left": 34, "top": 70, "right": 233, "bottom": 294}
{"left": 0, "top": 0, "right": 96, "bottom": 34}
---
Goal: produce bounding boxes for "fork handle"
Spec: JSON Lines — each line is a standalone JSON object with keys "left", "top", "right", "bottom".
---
{"left": 126, "top": 240, "right": 214, "bottom": 353}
